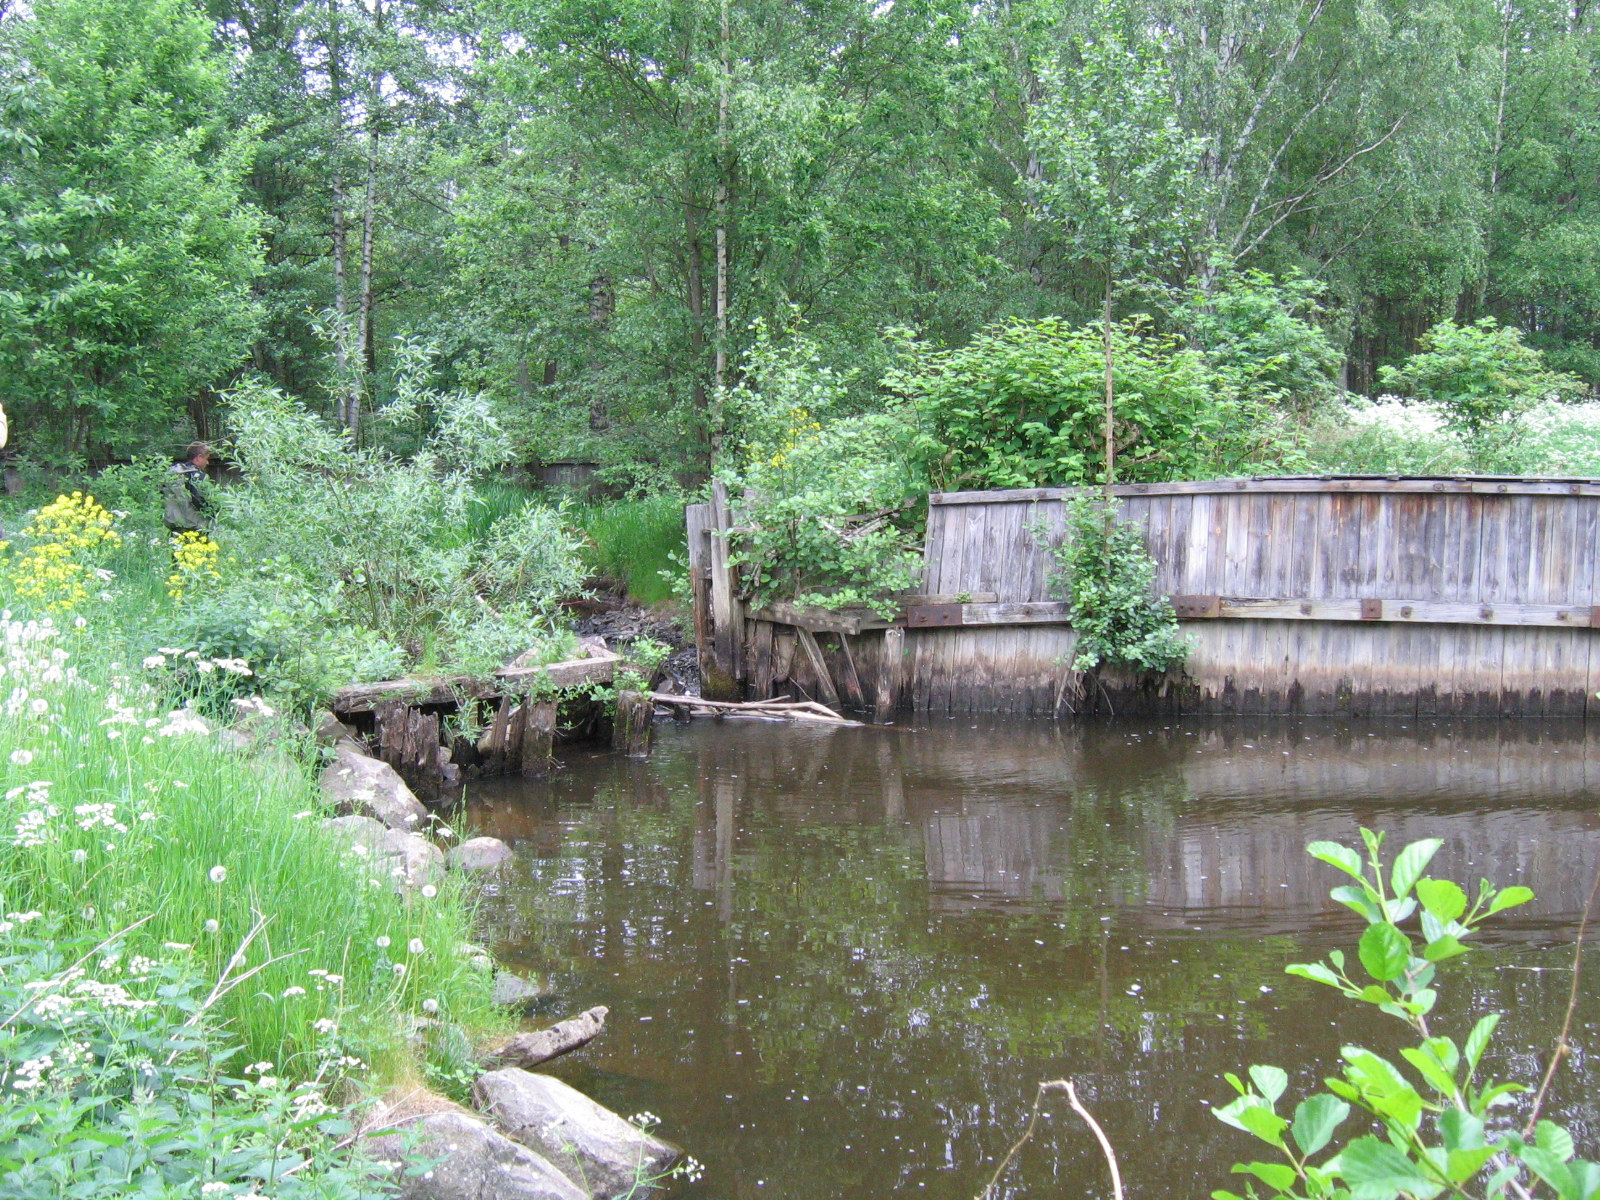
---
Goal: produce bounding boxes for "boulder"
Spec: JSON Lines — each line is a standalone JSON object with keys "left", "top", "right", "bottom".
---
{"left": 383, "top": 828, "right": 445, "bottom": 890}
{"left": 321, "top": 815, "right": 442, "bottom": 891}
{"left": 365, "top": 1110, "right": 584, "bottom": 1200}
{"left": 313, "top": 709, "right": 361, "bottom": 747}
{"left": 491, "top": 971, "right": 545, "bottom": 1010}
{"left": 446, "top": 837, "right": 514, "bottom": 873}
{"left": 471, "top": 1069, "right": 677, "bottom": 1199}
{"left": 319, "top": 746, "right": 427, "bottom": 831}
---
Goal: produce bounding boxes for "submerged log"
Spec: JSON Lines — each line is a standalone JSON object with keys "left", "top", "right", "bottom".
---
{"left": 480, "top": 1005, "right": 609, "bottom": 1070}
{"left": 612, "top": 690, "right": 654, "bottom": 757}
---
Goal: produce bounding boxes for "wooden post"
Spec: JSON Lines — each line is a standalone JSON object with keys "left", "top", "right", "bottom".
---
{"left": 874, "top": 626, "right": 904, "bottom": 721}
{"left": 478, "top": 695, "right": 515, "bottom": 774}
{"left": 705, "top": 480, "right": 745, "bottom": 699}
{"left": 613, "top": 690, "right": 654, "bottom": 757}
{"left": 685, "top": 502, "right": 715, "bottom": 692}
{"left": 750, "top": 620, "right": 775, "bottom": 699}
{"left": 521, "top": 700, "right": 557, "bottom": 776}
{"left": 794, "top": 628, "right": 841, "bottom": 708}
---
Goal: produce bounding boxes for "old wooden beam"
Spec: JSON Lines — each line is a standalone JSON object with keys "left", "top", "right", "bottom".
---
{"left": 929, "top": 477, "right": 1600, "bottom": 504}
{"left": 833, "top": 634, "right": 866, "bottom": 710}
{"left": 793, "top": 628, "right": 842, "bottom": 708}
{"left": 331, "top": 652, "right": 619, "bottom": 714}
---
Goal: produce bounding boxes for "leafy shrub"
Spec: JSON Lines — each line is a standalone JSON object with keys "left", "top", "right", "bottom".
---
{"left": 1178, "top": 266, "right": 1345, "bottom": 414}
{"left": 729, "top": 413, "right": 925, "bottom": 618}
{"left": 1379, "top": 318, "right": 1584, "bottom": 461}
{"left": 575, "top": 495, "right": 688, "bottom": 606}
{"left": 1037, "top": 495, "right": 1187, "bottom": 673}
{"left": 1213, "top": 830, "right": 1588, "bottom": 1200}
{"left": 889, "top": 317, "right": 1294, "bottom": 491}
{"left": 1299, "top": 398, "right": 1475, "bottom": 475}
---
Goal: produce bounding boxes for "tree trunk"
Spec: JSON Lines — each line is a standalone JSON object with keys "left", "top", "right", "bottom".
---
{"left": 712, "top": 0, "right": 730, "bottom": 457}
{"left": 1103, "top": 270, "right": 1115, "bottom": 505}
{"left": 358, "top": 132, "right": 377, "bottom": 376}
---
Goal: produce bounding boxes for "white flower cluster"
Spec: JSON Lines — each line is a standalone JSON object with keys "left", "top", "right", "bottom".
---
{"left": 10, "top": 782, "right": 58, "bottom": 847}
{"left": 141, "top": 648, "right": 252, "bottom": 676}
{"left": 157, "top": 707, "right": 212, "bottom": 738}
{"left": 1, "top": 613, "right": 75, "bottom": 691}
{"left": 74, "top": 802, "right": 129, "bottom": 834}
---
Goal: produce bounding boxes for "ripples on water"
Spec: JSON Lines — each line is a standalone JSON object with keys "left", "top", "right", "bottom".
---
{"left": 463, "top": 718, "right": 1600, "bottom": 1200}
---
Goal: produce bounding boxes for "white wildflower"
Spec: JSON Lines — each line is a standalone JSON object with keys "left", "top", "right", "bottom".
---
{"left": 141, "top": 655, "right": 167, "bottom": 670}
{"left": 421, "top": 998, "right": 439, "bottom": 1014}
{"left": 208, "top": 865, "right": 227, "bottom": 884}
{"left": 9, "top": 749, "right": 33, "bottom": 766}
{"left": 420, "top": 884, "right": 437, "bottom": 899}
{"left": 407, "top": 938, "right": 425, "bottom": 955}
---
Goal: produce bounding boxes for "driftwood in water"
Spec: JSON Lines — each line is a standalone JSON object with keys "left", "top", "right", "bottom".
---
{"left": 647, "top": 692, "right": 862, "bottom": 726}
{"left": 612, "top": 690, "right": 654, "bottom": 757}
{"left": 480, "top": 1005, "right": 609, "bottom": 1070}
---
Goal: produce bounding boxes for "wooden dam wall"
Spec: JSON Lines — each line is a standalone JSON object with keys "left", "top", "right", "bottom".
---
{"left": 688, "top": 476, "right": 1600, "bottom": 717}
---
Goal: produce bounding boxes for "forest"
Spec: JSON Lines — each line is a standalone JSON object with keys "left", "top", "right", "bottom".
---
{"left": 4, "top": 0, "right": 1600, "bottom": 486}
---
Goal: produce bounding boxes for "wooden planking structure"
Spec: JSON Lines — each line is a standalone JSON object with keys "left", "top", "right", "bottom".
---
{"left": 691, "top": 476, "right": 1600, "bottom": 716}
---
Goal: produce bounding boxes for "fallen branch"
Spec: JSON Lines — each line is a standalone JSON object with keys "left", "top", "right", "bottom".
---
{"left": 479, "top": 1005, "right": 608, "bottom": 1070}
{"left": 977, "top": 1079, "right": 1124, "bottom": 1200}
{"left": 646, "top": 692, "right": 861, "bottom": 726}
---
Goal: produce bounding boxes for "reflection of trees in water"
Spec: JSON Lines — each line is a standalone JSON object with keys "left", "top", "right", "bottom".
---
{"left": 466, "top": 721, "right": 1600, "bottom": 1199}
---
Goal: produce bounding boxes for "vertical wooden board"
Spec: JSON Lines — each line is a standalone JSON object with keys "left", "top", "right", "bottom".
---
{"left": 833, "top": 633, "right": 867, "bottom": 710}
{"left": 1353, "top": 493, "right": 1383, "bottom": 598}
{"left": 1241, "top": 492, "right": 1274, "bottom": 597}
{"left": 1281, "top": 494, "right": 1320, "bottom": 600}
{"left": 937, "top": 505, "right": 970, "bottom": 596}
{"left": 1321, "top": 493, "right": 1363, "bottom": 598}
{"left": 1433, "top": 495, "right": 1469, "bottom": 601}
{"left": 1158, "top": 494, "right": 1191, "bottom": 596}
{"left": 1180, "top": 492, "right": 1215, "bottom": 593}
{"left": 876, "top": 627, "right": 905, "bottom": 717}
{"left": 1012, "top": 500, "right": 1050, "bottom": 602}
{"left": 1410, "top": 621, "right": 1444, "bottom": 715}
{"left": 1570, "top": 497, "right": 1600, "bottom": 605}
{"left": 1477, "top": 496, "right": 1512, "bottom": 603}
{"left": 1467, "top": 624, "right": 1506, "bottom": 715}
{"left": 1258, "top": 493, "right": 1296, "bottom": 599}
{"left": 1143, "top": 495, "right": 1175, "bottom": 596}
{"left": 750, "top": 620, "right": 775, "bottom": 699}
{"left": 1524, "top": 495, "right": 1577, "bottom": 605}
{"left": 1388, "top": 492, "right": 1435, "bottom": 596}
{"left": 1499, "top": 627, "right": 1541, "bottom": 716}
{"left": 921, "top": 502, "right": 950, "bottom": 595}
{"left": 1539, "top": 627, "right": 1588, "bottom": 716}
{"left": 1208, "top": 491, "right": 1233, "bottom": 595}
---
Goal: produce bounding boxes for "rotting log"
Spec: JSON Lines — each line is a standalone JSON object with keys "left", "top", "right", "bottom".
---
{"left": 479, "top": 1005, "right": 608, "bottom": 1070}
{"left": 612, "top": 690, "right": 654, "bottom": 757}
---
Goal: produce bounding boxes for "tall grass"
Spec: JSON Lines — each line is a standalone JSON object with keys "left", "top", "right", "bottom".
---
{"left": 573, "top": 494, "right": 687, "bottom": 605}
{"left": 0, "top": 613, "right": 499, "bottom": 1084}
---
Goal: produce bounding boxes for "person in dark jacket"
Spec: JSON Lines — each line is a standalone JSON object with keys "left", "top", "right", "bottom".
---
{"left": 163, "top": 442, "right": 214, "bottom": 533}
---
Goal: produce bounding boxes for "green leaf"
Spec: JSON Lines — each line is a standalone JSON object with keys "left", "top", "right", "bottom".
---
{"left": 1445, "top": 1147, "right": 1496, "bottom": 1184}
{"left": 1292, "top": 1093, "right": 1350, "bottom": 1157}
{"left": 1250, "top": 1065, "right": 1289, "bottom": 1106}
{"left": 1520, "top": 1145, "right": 1575, "bottom": 1197}
{"left": 1358, "top": 923, "right": 1411, "bottom": 983}
{"left": 1331, "top": 885, "right": 1381, "bottom": 923}
{"left": 1286, "top": 961, "right": 1341, "bottom": 988}
{"left": 1536, "top": 1120, "right": 1576, "bottom": 1163}
{"left": 1336, "top": 1136, "right": 1443, "bottom": 1199}
{"left": 1487, "top": 886, "right": 1534, "bottom": 915}
{"left": 1233, "top": 1161, "right": 1300, "bottom": 1192}
{"left": 1391, "top": 840, "right": 1442, "bottom": 900}
{"left": 1308, "top": 841, "right": 1364, "bottom": 879}
{"left": 1400, "top": 1046, "right": 1458, "bottom": 1097}
{"left": 1238, "top": 1104, "right": 1290, "bottom": 1148}
{"left": 1463, "top": 1014, "right": 1500, "bottom": 1078}
{"left": 1415, "top": 878, "right": 1467, "bottom": 923}
{"left": 1438, "top": 1110, "right": 1485, "bottom": 1153}
{"left": 1422, "top": 936, "right": 1467, "bottom": 962}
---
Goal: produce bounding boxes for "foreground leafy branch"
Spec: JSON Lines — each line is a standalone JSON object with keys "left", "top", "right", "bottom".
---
{"left": 1214, "top": 829, "right": 1596, "bottom": 1200}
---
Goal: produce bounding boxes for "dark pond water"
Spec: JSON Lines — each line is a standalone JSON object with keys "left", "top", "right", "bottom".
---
{"left": 463, "top": 717, "right": 1600, "bottom": 1200}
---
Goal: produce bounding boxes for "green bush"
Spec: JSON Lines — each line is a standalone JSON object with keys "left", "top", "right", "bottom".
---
{"left": 1379, "top": 318, "right": 1584, "bottom": 462}
{"left": 889, "top": 317, "right": 1296, "bottom": 491}
{"left": 1037, "top": 495, "right": 1188, "bottom": 674}
{"left": 573, "top": 495, "right": 688, "bottom": 606}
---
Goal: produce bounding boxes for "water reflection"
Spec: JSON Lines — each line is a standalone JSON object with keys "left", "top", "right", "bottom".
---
{"left": 463, "top": 718, "right": 1600, "bottom": 1200}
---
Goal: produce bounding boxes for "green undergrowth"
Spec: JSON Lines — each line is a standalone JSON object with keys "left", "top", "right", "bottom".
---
{"left": 0, "top": 612, "right": 503, "bottom": 1091}
{"left": 573, "top": 494, "right": 687, "bottom": 606}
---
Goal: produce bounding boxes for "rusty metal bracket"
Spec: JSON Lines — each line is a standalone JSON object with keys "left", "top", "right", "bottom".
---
{"left": 1171, "top": 595, "right": 1220, "bottom": 619}
{"left": 906, "top": 603, "right": 964, "bottom": 628}
{"left": 1360, "top": 598, "right": 1383, "bottom": 621}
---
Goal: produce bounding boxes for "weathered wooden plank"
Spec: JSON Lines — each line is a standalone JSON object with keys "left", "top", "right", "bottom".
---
{"left": 750, "top": 620, "right": 775, "bottom": 699}
{"left": 771, "top": 628, "right": 796, "bottom": 686}
{"left": 707, "top": 480, "right": 745, "bottom": 694}
{"left": 930, "top": 477, "right": 1600, "bottom": 504}
{"left": 332, "top": 653, "right": 619, "bottom": 713}
{"left": 521, "top": 700, "right": 556, "bottom": 775}
{"left": 794, "top": 627, "right": 842, "bottom": 708}
{"left": 834, "top": 633, "right": 867, "bottom": 709}
{"left": 876, "top": 626, "right": 905, "bottom": 718}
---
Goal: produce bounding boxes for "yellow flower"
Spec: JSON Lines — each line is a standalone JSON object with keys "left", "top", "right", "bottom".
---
{"left": 167, "top": 531, "right": 221, "bottom": 600}
{"left": 3, "top": 493, "right": 122, "bottom": 612}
